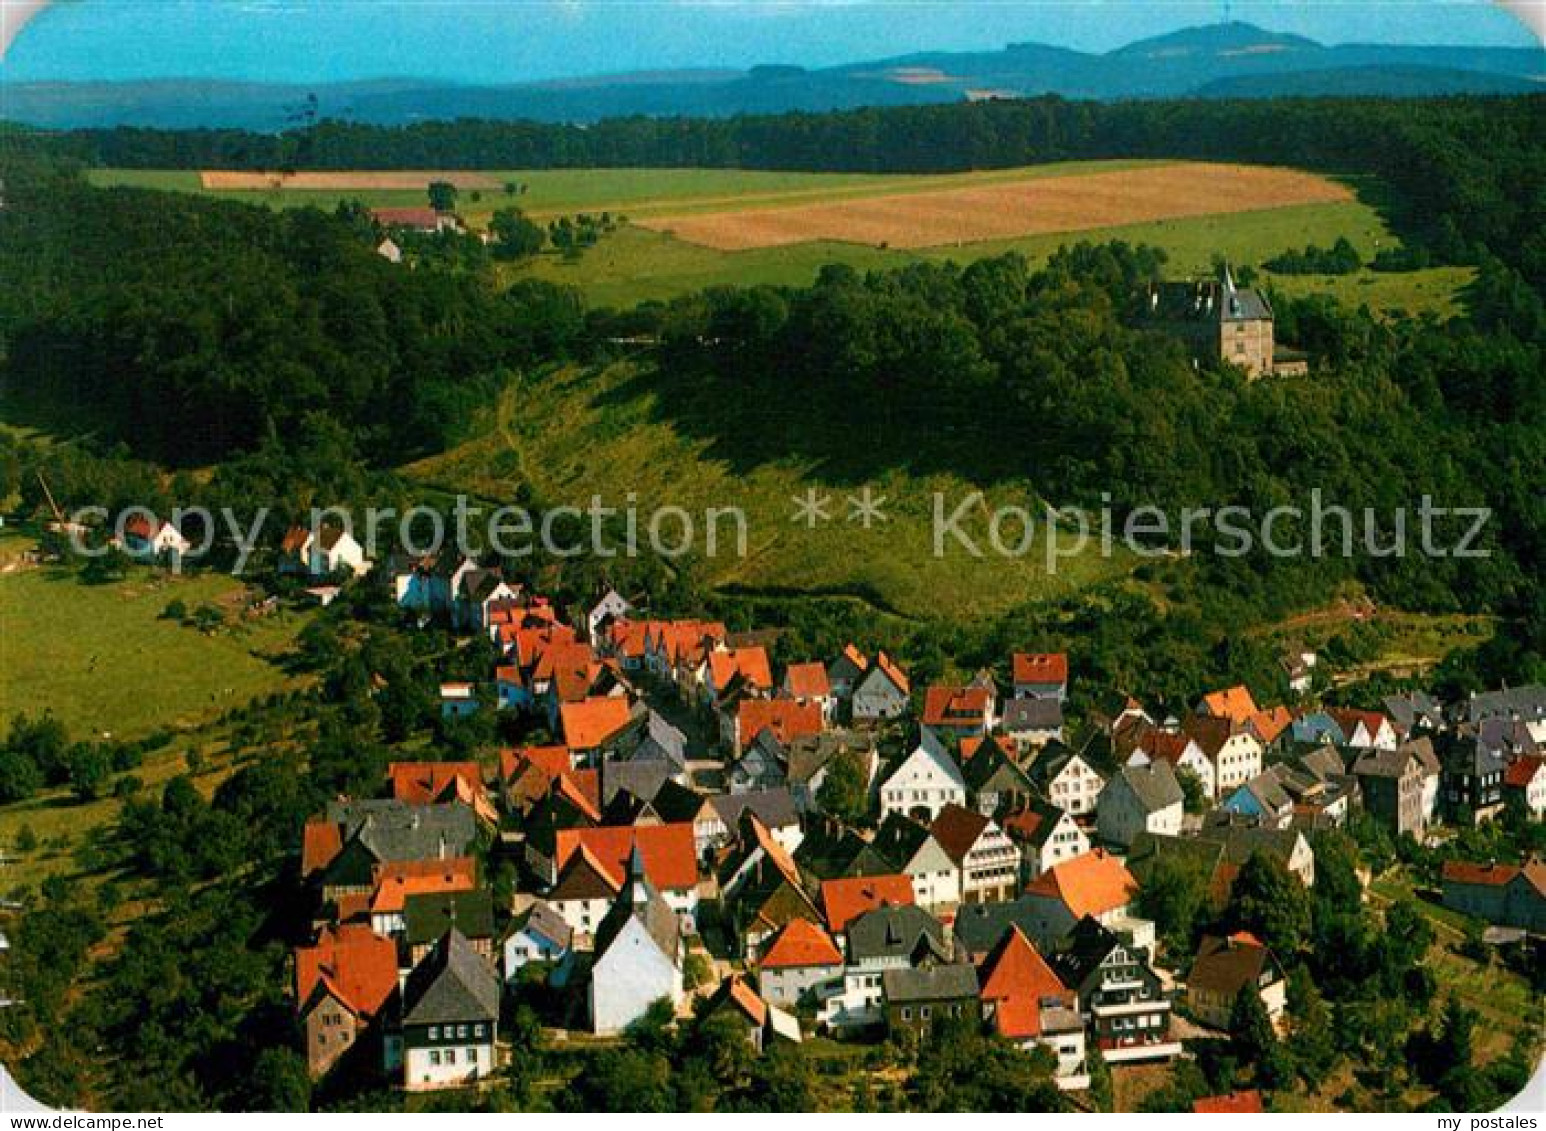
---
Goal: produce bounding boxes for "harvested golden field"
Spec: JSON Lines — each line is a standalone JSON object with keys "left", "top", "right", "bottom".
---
{"left": 200, "top": 169, "right": 502, "bottom": 190}
{"left": 636, "top": 161, "right": 1353, "bottom": 251}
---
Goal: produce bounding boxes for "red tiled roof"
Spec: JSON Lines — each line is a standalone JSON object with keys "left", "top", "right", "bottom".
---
{"left": 1201, "top": 685, "right": 1259, "bottom": 724}
{"left": 560, "top": 697, "right": 633, "bottom": 749}
{"left": 1194, "top": 1091, "right": 1264, "bottom": 1114}
{"left": 721, "top": 975, "right": 768, "bottom": 1027}
{"left": 1026, "top": 849, "right": 1137, "bottom": 921}
{"left": 302, "top": 819, "right": 344, "bottom": 877}
{"left": 1138, "top": 730, "right": 1196, "bottom": 767}
{"left": 760, "top": 917, "right": 844, "bottom": 970}
{"left": 1505, "top": 755, "right": 1546, "bottom": 788}
{"left": 368, "top": 857, "right": 478, "bottom": 914}
{"left": 783, "top": 661, "right": 831, "bottom": 699}
{"left": 295, "top": 923, "right": 399, "bottom": 1019}
{"left": 738, "top": 699, "right": 824, "bottom": 747}
{"left": 500, "top": 744, "right": 572, "bottom": 783}
{"left": 1441, "top": 859, "right": 1521, "bottom": 888}
{"left": 710, "top": 647, "right": 773, "bottom": 691}
{"left": 1247, "top": 705, "right": 1294, "bottom": 746}
{"left": 872, "top": 651, "right": 910, "bottom": 696}
{"left": 840, "top": 643, "right": 868, "bottom": 671}
{"left": 387, "top": 761, "right": 484, "bottom": 805}
{"left": 1001, "top": 805, "right": 1047, "bottom": 842}
{"left": 820, "top": 874, "right": 915, "bottom": 934}
{"left": 979, "top": 926, "right": 1072, "bottom": 1039}
{"left": 961, "top": 734, "right": 1017, "bottom": 764}
{"left": 922, "top": 685, "right": 992, "bottom": 728}
{"left": 1012, "top": 653, "right": 1068, "bottom": 686}
{"left": 1330, "top": 708, "right": 1390, "bottom": 742}
{"left": 554, "top": 823, "right": 699, "bottom": 891}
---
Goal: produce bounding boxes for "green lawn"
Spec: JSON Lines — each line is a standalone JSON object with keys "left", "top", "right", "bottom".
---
{"left": 404, "top": 367, "right": 1131, "bottom": 622}
{"left": 0, "top": 563, "right": 309, "bottom": 741}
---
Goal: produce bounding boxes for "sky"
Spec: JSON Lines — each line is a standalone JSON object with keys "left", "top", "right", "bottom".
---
{"left": 0, "top": 0, "right": 1538, "bottom": 84}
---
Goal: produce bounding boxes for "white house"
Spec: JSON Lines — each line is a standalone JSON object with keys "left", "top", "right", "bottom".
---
{"left": 1184, "top": 717, "right": 1263, "bottom": 799}
{"left": 1126, "top": 730, "right": 1216, "bottom": 801}
{"left": 756, "top": 918, "right": 845, "bottom": 1009}
{"left": 587, "top": 588, "right": 633, "bottom": 642}
{"left": 1007, "top": 801, "right": 1090, "bottom": 883}
{"left": 1029, "top": 746, "right": 1106, "bottom": 818}
{"left": 1097, "top": 762, "right": 1184, "bottom": 849}
{"left": 932, "top": 803, "right": 1020, "bottom": 905}
{"left": 503, "top": 900, "right": 573, "bottom": 983}
{"left": 400, "top": 930, "right": 500, "bottom": 1092}
{"left": 280, "top": 523, "right": 370, "bottom": 579}
{"left": 118, "top": 514, "right": 191, "bottom": 564}
{"left": 871, "top": 814, "right": 961, "bottom": 912}
{"left": 588, "top": 852, "right": 685, "bottom": 1035}
{"left": 879, "top": 729, "right": 967, "bottom": 822}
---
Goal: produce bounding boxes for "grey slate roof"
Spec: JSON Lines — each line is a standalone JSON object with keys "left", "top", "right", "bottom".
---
{"left": 612, "top": 709, "right": 688, "bottom": 767}
{"left": 1196, "top": 822, "right": 1304, "bottom": 869}
{"left": 882, "top": 964, "right": 979, "bottom": 1003}
{"left": 846, "top": 905, "right": 947, "bottom": 964}
{"left": 404, "top": 889, "right": 496, "bottom": 948}
{"left": 1115, "top": 760, "right": 1183, "bottom": 813}
{"left": 953, "top": 894, "right": 1056, "bottom": 956}
{"left": 1295, "top": 744, "right": 1348, "bottom": 782}
{"left": 1383, "top": 691, "right": 1444, "bottom": 733}
{"left": 1456, "top": 684, "right": 1546, "bottom": 727}
{"left": 325, "top": 800, "right": 477, "bottom": 865}
{"left": 709, "top": 787, "right": 799, "bottom": 831}
{"left": 1000, "top": 697, "right": 1064, "bottom": 731}
{"left": 509, "top": 899, "right": 573, "bottom": 952}
{"left": 600, "top": 756, "right": 674, "bottom": 806}
{"left": 402, "top": 928, "right": 500, "bottom": 1026}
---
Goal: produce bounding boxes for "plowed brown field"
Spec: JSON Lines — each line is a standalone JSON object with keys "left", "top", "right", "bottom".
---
{"left": 635, "top": 162, "right": 1352, "bottom": 251}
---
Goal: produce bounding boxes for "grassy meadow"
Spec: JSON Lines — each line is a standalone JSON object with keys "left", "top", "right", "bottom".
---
{"left": 0, "top": 554, "right": 309, "bottom": 740}
{"left": 89, "top": 163, "right": 1470, "bottom": 316}
{"left": 404, "top": 368, "right": 1132, "bottom": 622}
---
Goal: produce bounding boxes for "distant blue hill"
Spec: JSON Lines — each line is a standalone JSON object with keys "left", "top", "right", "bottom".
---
{"left": 2, "top": 22, "right": 1541, "bottom": 131}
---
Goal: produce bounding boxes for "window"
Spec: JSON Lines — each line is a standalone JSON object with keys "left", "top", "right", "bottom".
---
{"left": 474, "top": 1024, "right": 486, "bottom": 1037}
{"left": 457, "top": 1025, "right": 469, "bottom": 1039}
{"left": 429, "top": 1051, "right": 441, "bottom": 1066}
{"left": 446, "top": 1049, "right": 457, "bottom": 1065}
{"left": 901, "top": 1007, "right": 912, "bottom": 1021}
{"left": 428, "top": 1026, "right": 439, "bottom": 1040}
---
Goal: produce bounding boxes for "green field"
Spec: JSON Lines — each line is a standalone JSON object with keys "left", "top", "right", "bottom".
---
{"left": 90, "top": 163, "right": 1469, "bottom": 315}
{"left": 404, "top": 368, "right": 1131, "bottom": 622}
{"left": 0, "top": 558, "right": 309, "bottom": 741}
{"left": 90, "top": 160, "right": 1165, "bottom": 222}
{"left": 505, "top": 198, "right": 1469, "bottom": 311}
